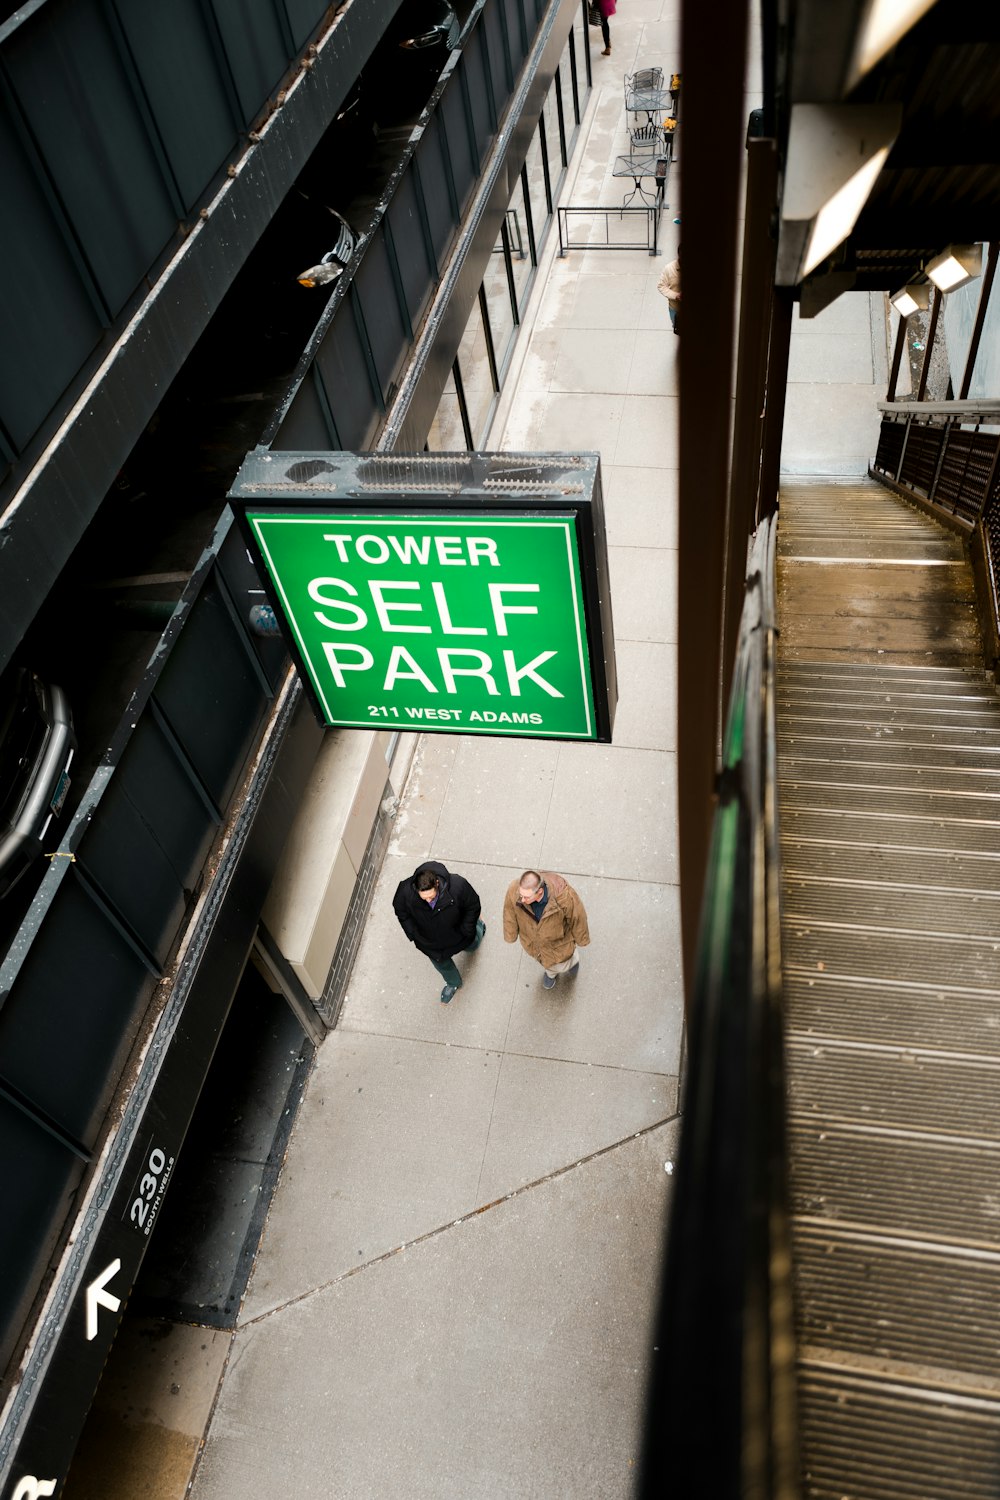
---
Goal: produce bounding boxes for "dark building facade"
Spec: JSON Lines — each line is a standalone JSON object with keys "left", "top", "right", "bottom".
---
{"left": 0, "top": 0, "right": 592, "bottom": 1489}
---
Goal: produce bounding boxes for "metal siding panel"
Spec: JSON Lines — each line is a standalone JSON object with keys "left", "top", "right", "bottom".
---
{"left": 75, "top": 716, "right": 220, "bottom": 965}
{"left": 0, "top": 1103, "right": 83, "bottom": 1380}
{"left": 354, "top": 225, "right": 410, "bottom": 402}
{"left": 415, "top": 119, "right": 459, "bottom": 265}
{"left": 281, "top": 0, "right": 329, "bottom": 51}
{"left": 207, "top": 0, "right": 290, "bottom": 121}
{"left": 152, "top": 577, "right": 269, "bottom": 812}
{"left": 503, "top": 0, "right": 528, "bottom": 69}
{"left": 313, "top": 308, "right": 381, "bottom": 450}
{"left": 386, "top": 167, "right": 437, "bottom": 336}
{"left": 483, "top": 0, "right": 512, "bottom": 114}
{"left": 0, "top": 875, "right": 155, "bottom": 1148}
{"left": 0, "top": 106, "right": 102, "bottom": 451}
{"left": 438, "top": 74, "right": 477, "bottom": 215}
{"left": 3, "top": 0, "right": 177, "bottom": 316}
{"left": 272, "top": 369, "right": 338, "bottom": 449}
{"left": 461, "top": 34, "right": 494, "bottom": 158}
{"left": 115, "top": 0, "right": 238, "bottom": 209}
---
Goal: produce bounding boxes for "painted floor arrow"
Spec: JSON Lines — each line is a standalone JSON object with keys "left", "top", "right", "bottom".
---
{"left": 85, "top": 1258, "right": 122, "bottom": 1341}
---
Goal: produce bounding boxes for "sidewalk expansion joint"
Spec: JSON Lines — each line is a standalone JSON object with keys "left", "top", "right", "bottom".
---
{"left": 238, "top": 1111, "right": 679, "bottom": 1329}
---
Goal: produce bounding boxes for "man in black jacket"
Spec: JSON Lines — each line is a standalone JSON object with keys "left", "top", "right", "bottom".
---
{"left": 392, "top": 860, "right": 485, "bottom": 1003}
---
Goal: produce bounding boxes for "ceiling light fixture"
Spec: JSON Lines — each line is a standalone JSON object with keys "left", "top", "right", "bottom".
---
{"left": 889, "top": 283, "right": 930, "bottom": 317}
{"left": 848, "top": 0, "right": 938, "bottom": 87}
{"left": 926, "top": 244, "right": 983, "bottom": 293}
{"left": 779, "top": 104, "right": 902, "bottom": 284}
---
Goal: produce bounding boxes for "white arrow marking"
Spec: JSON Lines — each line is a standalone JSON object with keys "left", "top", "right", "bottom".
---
{"left": 12, "top": 1479, "right": 57, "bottom": 1499}
{"left": 85, "top": 1258, "right": 122, "bottom": 1341}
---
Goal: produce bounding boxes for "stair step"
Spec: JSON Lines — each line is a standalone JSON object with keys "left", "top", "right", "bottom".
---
{"left": 779, "top": 756, "right": 1000, "bottom": 796}
{"left": 786, "top": 1039, "right": 1000, "bottom": 1136}
{"left": 785, "top": 972, "right": 1000, "bottom": 1055}
{"left": 794, "top": 1226, "right": 1000, "bottom": 1385}
{"left": 781, "top": 781, "right": 1000, "bottom": 824}
{"left": 788, "top": 1119, "right": 1000, "bottom": 1246}
{"left": 784, "top": 925, "right": 1000, "bottom": 992}
{"left": 783, "top": 876, "right": 1000, "bottom": 934}
{"left": 779, "top": 684, "right": 1000, "bottom": 709}
{"left": 778, "top": 659, "right": 985, "bottom": 682}
{"left": 797, "top": 1371, "right": 1000, "bottom": 1500}
{"left": 778, "top": 735, "right": 1000, "bottom": 769}
{"left": 778, "top": 701, "right": 1000, "bottom": 730}
{"left": 779, "top": 714, "right": 1000, "bottom": 747}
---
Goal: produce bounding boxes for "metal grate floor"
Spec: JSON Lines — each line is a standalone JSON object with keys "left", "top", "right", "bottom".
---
{"left": 777, "top": 480, "right": 1000, "bottom": 1498}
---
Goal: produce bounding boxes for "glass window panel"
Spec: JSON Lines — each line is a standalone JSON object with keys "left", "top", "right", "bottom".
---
{"left": 456, "top": 299, "right": 495, "bottom": 445}
{"left": 559, "top": 27, "right": 579, "bottom": 129}
{"left": 523, "top": 126, "right": 551, "bottom": 261}
{"left": 427, "top": 367, "right": 470, "bottom": 450}
{"left": 507, "top": 178, "right": 533, "bottom": 310}
{"left": 542, "top": 74, "right": 566, "bottom": 184}
{"left": 483, "top": 232, "right": 517, "bottom": 376}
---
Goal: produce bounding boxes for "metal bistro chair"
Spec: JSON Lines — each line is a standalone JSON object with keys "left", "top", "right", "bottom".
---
{"left": 629, "top": 120, "right": 665, "bottom": 153}
{"left": 624, "top": 66, "right": 665, "bottom": 123}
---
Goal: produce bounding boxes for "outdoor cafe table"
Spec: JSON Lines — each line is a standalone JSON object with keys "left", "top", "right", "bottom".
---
{"left": 612, "top": 149, "right": 663, "bottom": 207}
{"left": 625, "top": 85, "right": 671, "bottom": 123}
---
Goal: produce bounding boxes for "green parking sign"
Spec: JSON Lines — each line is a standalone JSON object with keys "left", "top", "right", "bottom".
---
{"left": 233, "top": 452, "right": 617, "bottom": 742}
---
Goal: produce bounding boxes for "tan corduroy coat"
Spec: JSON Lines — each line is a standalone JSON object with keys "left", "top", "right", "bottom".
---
{"left": 502, "top": 872, "right": 590, "bottom": 967}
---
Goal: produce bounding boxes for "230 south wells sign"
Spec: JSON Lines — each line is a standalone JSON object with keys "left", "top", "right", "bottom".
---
{"left": 233, "top": 452, "right": 617, "bottom": 742}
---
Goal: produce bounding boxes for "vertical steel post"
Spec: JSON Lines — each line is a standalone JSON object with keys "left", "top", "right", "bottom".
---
{"left": 916, "top": 288, "right": 942, "bottom": 402}
{"left": 675, "top": 0, "right": 750, "bottom": 1014}
{"left": 959, "top": 241, "right": 1000, "bottom": 400}
{"left": 886, "top": 313, "right": 907, "bottom": 401}
{"left": 757, "top": 290, "right": 794, "bottom": 523}
{"left": 721, "top": 135, "right": 778, "bottom": 715}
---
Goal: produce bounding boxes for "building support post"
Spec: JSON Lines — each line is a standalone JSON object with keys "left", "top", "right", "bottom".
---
{"left": 674, "top": 0, "right": 750, "bottom": 1012}
{"left": 721, "top": 134, "right": 779, "bottom": 716}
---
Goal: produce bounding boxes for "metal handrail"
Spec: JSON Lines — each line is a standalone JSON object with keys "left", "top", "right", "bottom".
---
{"left": 641, "top": 511, "right": 799, "bottom": 1498}
{"left": 557, "top": 201, "right": 664, "bottom": 257}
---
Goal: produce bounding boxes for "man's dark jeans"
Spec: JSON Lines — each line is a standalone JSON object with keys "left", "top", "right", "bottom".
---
{"left": 429, "top": 919, "right": 485, "bottom": 988}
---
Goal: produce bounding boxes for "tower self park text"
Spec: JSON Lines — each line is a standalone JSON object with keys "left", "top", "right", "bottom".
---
{"left": 247, "top": 512, "right": 599, "bottom": 739}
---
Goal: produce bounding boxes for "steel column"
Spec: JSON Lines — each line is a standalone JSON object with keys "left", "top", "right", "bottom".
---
{"left": 757, "top": 289, "right": 793, "bottom": 523}
{"left": 959, "top": 241, "right": 1000, "bottom": 400}
{"left": 721, "top": 134, "right": 778, "bottom": 716}
{"left": 674, "top": 0, "right": 750, "bottom": 1015}
{"left": 916, "top": 287, "right": 942, "bottom": 402}
{"left": 886, "top": 312, "right": 907, "bottom": 401}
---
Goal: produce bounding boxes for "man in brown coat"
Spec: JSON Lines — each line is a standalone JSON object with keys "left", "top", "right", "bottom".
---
{"left": 503, "top": 869, "right": 590, "bottom": 990}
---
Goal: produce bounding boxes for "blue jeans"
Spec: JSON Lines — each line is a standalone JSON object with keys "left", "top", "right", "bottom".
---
{"left": 429, "top": 920, "right": 485, "bottom": 988}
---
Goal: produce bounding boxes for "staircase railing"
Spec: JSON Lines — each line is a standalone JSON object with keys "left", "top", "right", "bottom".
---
{"left": 641, "top": 513, "right": 799, "bottom": 1498}
{"left": 871, "top": 400, "right": 1000, "bottom": 665}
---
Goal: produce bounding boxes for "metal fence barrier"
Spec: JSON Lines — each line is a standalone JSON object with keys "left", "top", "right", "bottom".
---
{"left": 557, "top": 200, "right": 664, "bottom": 257}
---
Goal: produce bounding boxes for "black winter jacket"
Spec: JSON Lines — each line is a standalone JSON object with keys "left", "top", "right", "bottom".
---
{"left": 392, "top": 861, "right": 481, "bottom": 961}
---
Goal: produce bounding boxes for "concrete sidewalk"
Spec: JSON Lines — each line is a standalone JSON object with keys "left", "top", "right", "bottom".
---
{"left": 188, "top": 0, "right": 889, "bottom": 1492}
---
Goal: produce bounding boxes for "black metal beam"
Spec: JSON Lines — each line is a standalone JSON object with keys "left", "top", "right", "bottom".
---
{"left": 0, "top": 0, "right": 393, "bottom": 676}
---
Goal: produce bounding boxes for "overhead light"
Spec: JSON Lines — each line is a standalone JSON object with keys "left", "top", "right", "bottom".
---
{"left": 849, "top": 0, "right": 938, "bottom": 87}
{"left": 890, "top": 283, "right": 930, "bottom": 316}
{"left": 802, "top": 150, "right": 891, "bottom": 276}
{"left": 926, "top": 244, "right": 982, "bottom": 293}
{"left": 781, "top": 104, "right": 902, "bottom": 282}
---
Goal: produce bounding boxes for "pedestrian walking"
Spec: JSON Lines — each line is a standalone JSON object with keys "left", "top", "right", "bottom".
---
{"left": 392, "top": 860, "right": 485, "bottom": 1003}
{"left": 503, "top": 869, "right": 590, "bottom": 990}
{"left": 657, "top": 245, "right": 681, "bottom": 334}
{"left": 596, "top": 0, "right": 615, "bottom": 56}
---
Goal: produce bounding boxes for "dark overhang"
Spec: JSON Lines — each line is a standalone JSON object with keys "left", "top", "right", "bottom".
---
{"left": 769, "top": 1, "right": 1000, "bottom": 307}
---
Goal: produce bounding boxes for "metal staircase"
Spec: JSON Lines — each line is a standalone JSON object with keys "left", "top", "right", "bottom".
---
{"left": 777, "top": 479, "right": 1000, "bottom": 1499}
